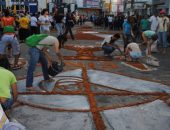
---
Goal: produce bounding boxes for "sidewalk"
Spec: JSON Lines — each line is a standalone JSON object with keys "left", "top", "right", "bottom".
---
{"left": 9, "top": 22, "right": 170, "bottom": 130}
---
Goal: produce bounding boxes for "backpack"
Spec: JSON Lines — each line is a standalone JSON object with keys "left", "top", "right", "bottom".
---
{"left": 3, "top": 26, "right": 15, "bottom": 33}
{"left": 25, "top": 34, "right": 48, "bottom": 47}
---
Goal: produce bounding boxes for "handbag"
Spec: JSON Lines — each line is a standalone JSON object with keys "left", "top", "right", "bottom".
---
{"left": 48, "top": 61, "right": 63, "bottom": 76}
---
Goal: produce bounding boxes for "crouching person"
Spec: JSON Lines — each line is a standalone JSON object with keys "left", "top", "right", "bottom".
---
{"left": 26, "top": 34, "right": 64, "bottom": 91}
{"left": 101, "top": 33, "right": 122, "bottom": 56}
{"left": 142, "top": 30, "right": 158, "bottom": 56}
{"left": 0, "top": 26, "right": 20, "bottom": 69}
{"left": 125, "top": 42, "right": 142, "bottom": 61}
{"left": 0, "top": 56, "right": 18, "bottom": 111}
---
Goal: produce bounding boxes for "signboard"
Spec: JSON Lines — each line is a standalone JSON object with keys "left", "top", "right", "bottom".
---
{"left": 70, "top": 3, "right": 75, "bottom": 12}
{"left": 85, "top": 0, "right": 100, "bottom": 8}
{"left": 77, "top": 0, "right": 84, "bottom": 8}
{"left": 134, "top": 3, "right": 144, "bottom": 9}
{"left": 49, "top": 2, "right": 54, "bottom": 13}
{"left": 12, "top": 1, "right": 24, "bottom": 5}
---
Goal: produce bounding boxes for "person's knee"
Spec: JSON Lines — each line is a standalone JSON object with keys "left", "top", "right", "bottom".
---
{"left": 1, "top": 98, "right": 14, "bottom": 111}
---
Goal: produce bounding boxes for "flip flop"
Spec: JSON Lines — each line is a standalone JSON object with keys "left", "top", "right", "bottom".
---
{"left": 11, "top": 65, "right": 21, "bottom": 70}
{"left": 26, "top": 87, "right": 46, "bottom": 92}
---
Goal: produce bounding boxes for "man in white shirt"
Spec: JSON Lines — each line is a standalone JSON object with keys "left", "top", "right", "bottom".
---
{"left": 108, "top": 16, "right": 113, "bottom": 29}
{"left": 38, "top": 9, "right": 51, "bottom": 34}
{"left": 157, "top": 9, "right": 170, "bottom": 54}
{"left": 30, "top": 13, "right": 38, "bottom": 34}
{"left": 149, "top": 13, "right": 159, "bottom": 32}
{"left": 125, "top": 42, "right": 142, "bottom": 61}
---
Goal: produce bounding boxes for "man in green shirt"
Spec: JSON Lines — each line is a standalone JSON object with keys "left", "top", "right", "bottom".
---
{"left": 140, "top": 15, "right": 149, "bottom": 31}
{"left": 0, "top": 56, "right": 18, "bottom": 111}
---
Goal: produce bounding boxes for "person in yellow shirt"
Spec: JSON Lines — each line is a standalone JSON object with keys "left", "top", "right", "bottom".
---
{"left": 18, "top": 13, "right": 30, "bottom": 43}
{"left": 0, "top": 56, "right": 18, "bottom": 111}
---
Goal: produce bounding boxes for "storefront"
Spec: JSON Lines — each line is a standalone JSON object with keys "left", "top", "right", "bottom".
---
{"left": 9, "top": 0, "right": 38, "bottom": 14}
{"left": 77, "top": 0, "right": 101, "bottom": 17}
{"left": 77, "top": 7, "right": 101, "bottom": 17}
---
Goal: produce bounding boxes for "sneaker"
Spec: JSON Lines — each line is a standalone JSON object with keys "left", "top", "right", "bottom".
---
{"left": 26, "top": 87, "right": 45, "bottom": 92}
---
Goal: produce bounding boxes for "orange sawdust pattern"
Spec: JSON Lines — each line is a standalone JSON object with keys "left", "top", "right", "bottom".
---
{"left": 125, "top": 61, "right": 148, "bottom": 70}
{"left": 76, "top": 28, "right": 94, "bottom": 32}
{"left": 68, "top": 32, "right": 104, "bottom": 40}
{"left": 78, "top": 26, "right": 93, "bottom": 29}
{"left": 98, "top": 61, "right": 118, "bottom": 70}
{"left": 82, "top": 65, "right": 106, "bottom": 130}
{"left": 88, "top": 62, "right": 95, "bottom": 69}
{"left": 53, "top": 77, "right": 84, "bottom": 93}
{"left": 63, "top": 44, "right": 111, "bottom": 61}
{"left": 97, "top": 95, "right": 167, "bottom": 111}
{"left": 88, "top": 62, "right": 118, "bottom": 70}
{"left": 15, "top": 61, "right": 170, "bottom": 130}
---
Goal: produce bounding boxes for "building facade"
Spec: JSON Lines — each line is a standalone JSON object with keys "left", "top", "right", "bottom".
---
{"left": 0, "top": 0, "right": 38, "bottom": 13}
{"left": 76, "top": 0, "right": 101, "bottom": 17}
{"left": 152, "top": 0, "right": 170, "bottom": 15}
{"left": 123, "top": 0, "right": 152, "bottom": 15}
{"left": 100, "top": 0, "right": 124, "bottom": 16}
{"left": 123, "top": 0, "right": 170, "bottom": 16}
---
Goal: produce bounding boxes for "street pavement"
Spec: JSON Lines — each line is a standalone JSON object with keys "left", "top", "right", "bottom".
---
{"left": 8, "top": 22, "right": 170, "bottom": 130}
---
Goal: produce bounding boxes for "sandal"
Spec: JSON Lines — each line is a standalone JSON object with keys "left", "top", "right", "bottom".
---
{"left": 11, "top": 65, "right": 21, "bottom": 70}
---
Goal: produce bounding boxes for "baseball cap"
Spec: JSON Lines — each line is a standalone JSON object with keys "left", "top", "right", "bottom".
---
{"left": 160, "top": 9, "right": 166, "bottom": 14}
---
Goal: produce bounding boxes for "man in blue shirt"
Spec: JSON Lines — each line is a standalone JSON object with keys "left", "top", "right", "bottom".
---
{"left": 123, "top": 17, "right": 134, "bottom": 52}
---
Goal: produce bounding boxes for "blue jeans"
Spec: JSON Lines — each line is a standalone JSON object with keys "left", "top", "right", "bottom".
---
{"left": 0, "top": 34, "right": 20, "bottom": 55}
{"left": 26, "top": 48, "right": 50, "bottom": 87}
{"left": 158, "top": 32, "right": 168, "bottom": 48}
{"left": 55, "top": 23, "right": 63, "bottom": 37}
{"left": 102, "top": 45, "right": 115, "bottom": 54}
{"left": 1, "top": 98, "right": 14, "bottom": 111}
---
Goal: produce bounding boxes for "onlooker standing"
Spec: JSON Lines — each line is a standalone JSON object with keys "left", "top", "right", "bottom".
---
{"left": 140, "top": 15, "right": 149, "bottom": 32}
{"left": 149, "top": 13, "right": 159, "bottom": 32}
{"left": 0, "top": 26, "right": 20, "bottom": 69}
{"left": 123, "top": 17, "right": 134, "bottom": 51}
{"left": 18, "top": 13, "right": 30, "bottom": 42}
{"left": 1, "top": 9, "right": 15, "bottom": 58}
{"left": 30, "top": 13, "right": 38, "bottom": 34}
{"left": 1, "top": 9, "right": 15, "bottom": 28}
{"left": 108, "top": 16, "right": 113, "bottom": 30}
{"left": 157, "top": 9, "right": 170, "bottom": 54}
{"left": 104, "top": 16, "right": 108, "bottom": 29}
{"left": 38, "top": 9, "right": 51, "bottom": 34}
{"left": 64, "top": 10, "right": 75, "bottom": 40}
{"left": 54, "top": 13, "right": 64, "bottom": 37}
{"left": 0, "top": 56, "right": 18, "bottom": 111}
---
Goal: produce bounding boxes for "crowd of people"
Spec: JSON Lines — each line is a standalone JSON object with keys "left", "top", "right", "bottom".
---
{"left": 0, "top": 8, "right": 170, "bottom": 115}
{"left": 97, "top": 9, "right": 170, "bottom": 62}
{"left": 0, "top": 8, "right": 73, "bottom": 112}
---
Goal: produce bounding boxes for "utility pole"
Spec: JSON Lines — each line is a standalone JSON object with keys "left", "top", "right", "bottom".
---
{"left": 109, "top": 0, "right": 112, "bottom": 14}
{"left": 131, "top": 0, "right": 134, "bottom": 9}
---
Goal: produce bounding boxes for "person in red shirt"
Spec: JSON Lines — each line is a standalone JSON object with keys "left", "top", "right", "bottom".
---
{"left": 1, "top": 9, "right": 15, "bottom": 58}
{"left": 1, "top": 9, "right": 15, "bottom": 27}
